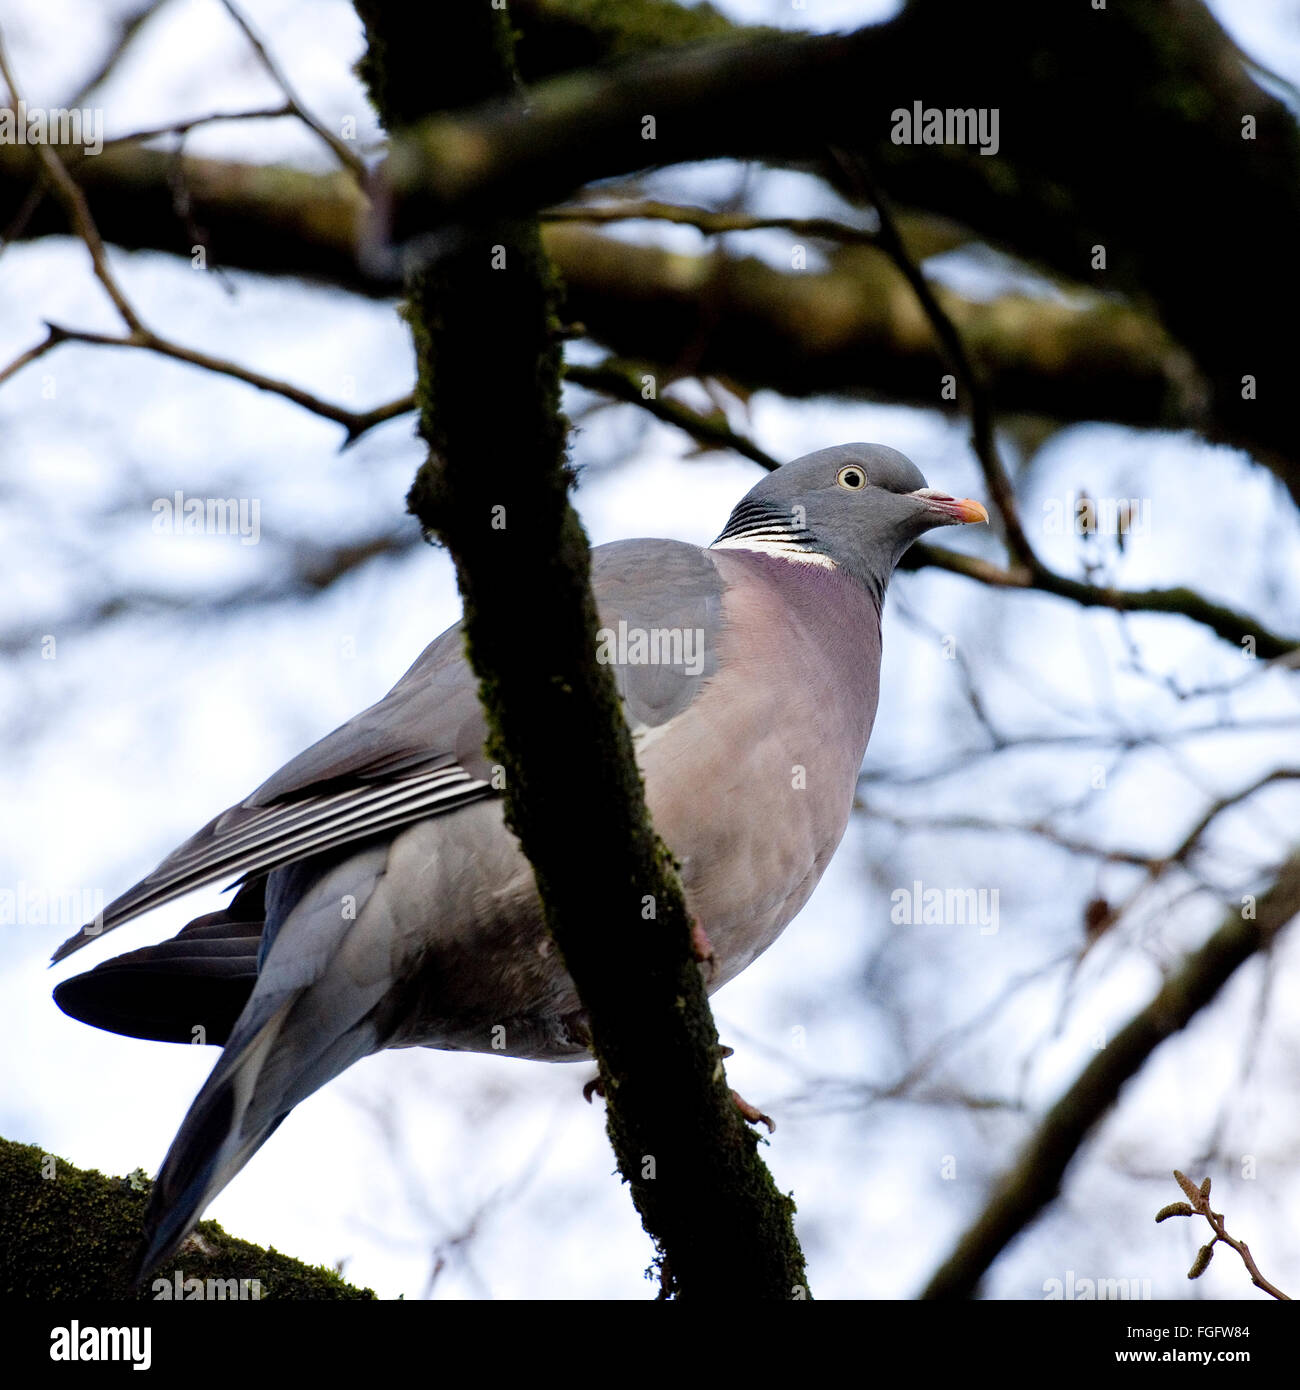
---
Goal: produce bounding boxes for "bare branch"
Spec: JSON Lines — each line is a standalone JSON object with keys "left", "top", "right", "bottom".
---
{"left": 565, "top": 359, "right": 780, "bottom": 470}
{"left": 904, "top": 542, "right": 1297, "bottom": 661}
{"left": 866, "top": 771, "right": 1300, "bottom": 878}
{"left": 37, "top": 321, "right": 393, "bottom": 437}
{"left": 67, "top": 0, "right": 169, "bottom": 108}
{"left": 922, "top": 848, "right": 1300, "bottom": 1300}
{"left": 1161, "top": 1171, "right": 1291, "bottom": 1299}
{"left": 0, "top": 322, "right": 66, "bottom": 389}
{"left": 100, "top": 104, "right": 295, "bottom": 151}
{"left": 542, "top": 198, "right": 882, "bottom": 253}
{"left": 217, "top": 0, "right": 365, "bottom": 179}
{"left": 834, "top": 150, "right": 1036, "bottom": 570}
{"left": 0, "top": 43, "right": 397, "bottom": 445}
{"left": 0, "top": 36, "right": 142, "bottom": 332}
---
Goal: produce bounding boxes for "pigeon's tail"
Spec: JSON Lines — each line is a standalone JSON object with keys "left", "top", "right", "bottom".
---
{"left": 133, "top": 994, "right": 297, "bottom": 1281}
{"left": 133, "top": 976, "right": 379, "bottom": 1282}
{"left": 54, "top": 893, "right": 264, "bottom": 1047}
{"left": 112, "top": 845, "right": 397, "bottom": 1282}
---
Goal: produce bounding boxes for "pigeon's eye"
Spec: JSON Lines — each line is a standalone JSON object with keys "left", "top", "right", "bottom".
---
{"left": 836, "top": 466, "right": 867, "bottom": 490}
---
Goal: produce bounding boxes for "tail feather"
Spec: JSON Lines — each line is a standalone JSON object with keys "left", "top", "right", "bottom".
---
{"left": 53, "top": 884, "right": 264, "bottom": 1046}
{"left": 54, "top": 915, "right": 262, "bottom": 1046}
{"left": 135, "top": 970, "right": 386, "bottom": 1274}
{"left": 135, "top": 995, "right": 297, "bottom": 1279}
{"left": 125, "top": 843, "right": 395, "bottom": 1278}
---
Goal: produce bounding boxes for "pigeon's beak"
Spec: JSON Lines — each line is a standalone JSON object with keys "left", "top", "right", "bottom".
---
{"left": 911, "top": 489, "right": 990, "bottom": 525}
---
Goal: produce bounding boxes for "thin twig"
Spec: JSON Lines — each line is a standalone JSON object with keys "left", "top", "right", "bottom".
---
{"left": 39, "top": 321, "right": 398, "bottom": 436}
{"left": 832, "top": 149, "right": 1037, "bottom": 570}
{"left": 0, "top": 323, "right": 67, "bottom": 389}
{"left": 217, "top": 0, "right": 365, "bottom": 179}
{"left": 872, "top": 771, "right": 1299, "bottom": 876}
{"left": 861, "top": 808, "right": 1168, "bottom": 870}
{"left": 543, "top": 199, "right": 880, "bottom": 252}
{"left": 0, "top": 35, "right": 142, "bottom": 331}
{"left": 0, "top": 175, "right": 49, "bottom": 259}
{"left": 860, "top": 715, "right": 1300, "bottom": 790}
{"left": 923, "top": 850, "right": 1300, "bottom": 1299}
{"left": 905, "top": 542, "right": 1297, "bottom": 661}
{"left": 1160, "top": 1171, "right": 1291, "bottom": 1299}
{"left": 68, "top": 0, "right": 169, "bottom": 108}
{"left": 0, "top": 34, "right": 402, "bottom": 444}
{"left": 565, "top": 359, "right": 780, "bottom": 470}
{"left": 100, "top": 104, "right": 295, "bottom": 151}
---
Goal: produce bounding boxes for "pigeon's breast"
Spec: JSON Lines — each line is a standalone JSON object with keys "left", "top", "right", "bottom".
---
{"left": 639, "top": 548, "right": 882, "bottom": 986}
{"left": 369, "top": 545, "right": 881, "bottom": 1056}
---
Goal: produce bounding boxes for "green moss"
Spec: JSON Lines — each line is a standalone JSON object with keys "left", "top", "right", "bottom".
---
{"left": 529, "top": 0, "right": 742, "bottom": 52}
{"left": 0, "top": 1139, "right": 374, "bottom": 1300}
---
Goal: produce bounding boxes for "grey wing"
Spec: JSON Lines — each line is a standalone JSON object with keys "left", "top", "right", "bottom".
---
{"left": 51, "top": 622, "right": 495, "bottom": 964}
{"left": 590, "top": 538, "right": 725, "bottom": 734}
{"left": 51, "top": 539, "right": 726, "bottom": 965}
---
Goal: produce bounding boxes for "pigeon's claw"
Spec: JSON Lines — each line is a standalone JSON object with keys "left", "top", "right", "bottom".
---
{"left": 690, "top": 917, "right": 717, "bottom": 984}
{"left": 730, "top": 1089, "right": 775, "bottom": 1133}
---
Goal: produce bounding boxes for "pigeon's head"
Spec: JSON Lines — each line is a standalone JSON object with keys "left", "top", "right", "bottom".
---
{"left": 713, "top": 443, "right": 988, "bottom": 599}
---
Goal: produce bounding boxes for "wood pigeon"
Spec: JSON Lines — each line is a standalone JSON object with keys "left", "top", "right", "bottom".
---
{"left": 51, "top": 442, "right": 987, "bottom": 1275}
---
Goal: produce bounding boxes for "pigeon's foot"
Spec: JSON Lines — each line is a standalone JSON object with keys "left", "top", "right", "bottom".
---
{"left": 584, "top": 1063, "right": 773, "bottom": 1132}
{"left": 690, "top": 917, "right": 717, "bottom": 983}
{"left": 730, "top": 1089, "right": 775, "bottom": 1133}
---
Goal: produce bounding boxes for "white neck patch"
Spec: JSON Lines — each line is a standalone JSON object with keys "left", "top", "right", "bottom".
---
{"left": 710, "top": 536, "right": 838, "bottom": 569}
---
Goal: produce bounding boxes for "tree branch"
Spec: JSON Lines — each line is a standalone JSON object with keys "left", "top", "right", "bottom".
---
{"left": 0, "top": 144, "right": 1208, "bottom": 435}
{"left": 380, "top": 0, "right": 1300, "bottom": 498}
{"left": 0, "top": 31, "right": 400, "bottom": 440}
{"left": 217, "top": 0, "right": 366, "bottom": 179}
{"left": 99, "top": 104, "right": 295, "bottom": 151}
{"left": 922, "top": 848, "right": 1300, "bottom": 1299}
{"left": 564, "top": 358, "right": 780, "bottom": 470}
{"left": 0, "top": 1137, "right": 374, "bottom": 1299}
{"left": 1161, "top": 1171, "right": 1291, "bottom": 1300}
{"left": 28, "top": 321, "right": 403, "bottom": 437}
{"left": 836, "top": 151, "right": 1035, "bottom": 570}
{"left": 902, "top": 544, "right": 1297, "bottom": 661}
{"left": 352, "top": 0, "right": 807, "bottom": 1300}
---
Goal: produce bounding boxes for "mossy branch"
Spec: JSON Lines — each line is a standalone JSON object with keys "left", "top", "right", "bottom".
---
{"left": 380, "top": 0, "right": 1300, "bottom": 500}
{"left": 0, "top": 1139, "right": 373, "bottom": 1300}
{"left": 351, "top": 0, "right": 807, "bottom": 1299}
